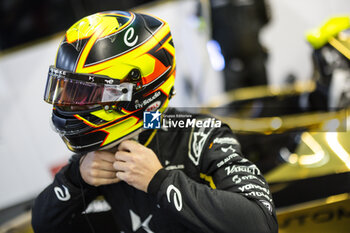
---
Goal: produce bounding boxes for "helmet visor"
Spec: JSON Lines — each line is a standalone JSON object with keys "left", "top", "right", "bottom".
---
{"left": 44, "top": 66, "right": 133, "bottom": 106}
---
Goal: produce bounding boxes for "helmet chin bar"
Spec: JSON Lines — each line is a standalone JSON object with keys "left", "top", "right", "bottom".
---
{"left": 63, "top": 127, "right": 146, "bottom": 154}
{"left": 99, "top": 128, "right": 145, "bottom": 153}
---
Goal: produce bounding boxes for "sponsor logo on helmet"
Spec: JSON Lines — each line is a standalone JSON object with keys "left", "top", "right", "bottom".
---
{"left": 124, "top": 27, "right": 139, "bottom": 47}
{"left": 135, "top": 91, "right": 161, "bottom": 109}
{"left": 50, "top": 66, "right": 67, "bottom": 75}
{"left": 146, "top": 101, "right": 161, "bottom": 112}
{"left": 104, "top": 79, "right": 114, "bottom": 84}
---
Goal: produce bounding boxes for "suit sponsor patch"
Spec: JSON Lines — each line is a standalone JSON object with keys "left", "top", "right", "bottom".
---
{"left": 188, "top": 126, "right": 213, "bottom": 166}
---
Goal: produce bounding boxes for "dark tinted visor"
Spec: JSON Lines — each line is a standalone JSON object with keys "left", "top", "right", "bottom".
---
{"left": 44, "top": 66, "right": 133, "bottom": 105}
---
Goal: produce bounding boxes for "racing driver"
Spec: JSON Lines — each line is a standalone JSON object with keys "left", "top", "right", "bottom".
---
{"left": 31, "top": 11, "right": 278, "bottom": 233}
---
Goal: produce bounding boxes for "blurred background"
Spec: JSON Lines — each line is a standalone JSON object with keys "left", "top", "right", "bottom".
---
{"left": 1, "top": 0, "right": 350, "bottom": 232}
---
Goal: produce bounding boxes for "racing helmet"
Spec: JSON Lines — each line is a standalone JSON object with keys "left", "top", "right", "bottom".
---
{"left": 44, "top": 11, "right": 176, "bottom": 153}
{"left": 306, "top": 16, "right": 350, "bottom": 109}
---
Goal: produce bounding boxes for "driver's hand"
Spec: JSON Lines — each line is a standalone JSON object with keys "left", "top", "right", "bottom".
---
{"left": 113, "top": 140, "right": 163, "bottom": 192}
{"left": 80, "top": 151, "right": 120, "bottom": 187}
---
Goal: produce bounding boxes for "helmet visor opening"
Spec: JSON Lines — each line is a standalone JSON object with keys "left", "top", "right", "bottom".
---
{"left": 44, "top": 66, "right": 134, "bottom": 106}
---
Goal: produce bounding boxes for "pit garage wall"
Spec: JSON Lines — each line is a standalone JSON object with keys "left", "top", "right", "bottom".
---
{"left": 0, "top": 0, "right": 350, "bottom": 211}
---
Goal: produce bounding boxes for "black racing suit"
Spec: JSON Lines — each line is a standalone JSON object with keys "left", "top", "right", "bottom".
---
{"left": 32, "top": 108, "right": 278, "bottom": 233}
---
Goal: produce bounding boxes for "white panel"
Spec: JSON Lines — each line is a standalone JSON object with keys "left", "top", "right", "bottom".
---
{"left": 261, "top": 0, "right": 350, "bottom": 85}
{"left": 0, "top": 37, "right": 71, "bottom": 209}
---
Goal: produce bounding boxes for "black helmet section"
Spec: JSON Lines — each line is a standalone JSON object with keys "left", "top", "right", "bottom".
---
{"left": 52, "top": 107, "right": 105, "bottom": 153}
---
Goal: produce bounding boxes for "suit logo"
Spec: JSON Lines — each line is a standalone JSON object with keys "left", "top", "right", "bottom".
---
{"left": 166, "top": 185, "right": 182, "bottom": 211}
{"left": 221, "top": 145, "right": 236, "bottom": 153}
{"left": 188, "top": 129, "right": 212, "bottom": 166}
{"left": 54, "top": 185, "right": 70, "bottom": 201}
{"left": 129, "top": 210, "right": 153, "bottom": 233}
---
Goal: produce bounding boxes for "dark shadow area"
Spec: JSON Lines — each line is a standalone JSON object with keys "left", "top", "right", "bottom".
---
{"left": 0, "top": 0, "right": 157, "bottom": 51}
